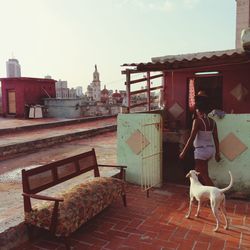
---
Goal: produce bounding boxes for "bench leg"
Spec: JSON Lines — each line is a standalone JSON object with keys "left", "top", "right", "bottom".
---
{"left": 26, "top": 224, "right": 34, "bottom": 241}
{"left": 62, "top": 236, "right": 71, "bottom": 250}
{"left": 122, "top": 194, "right": 127, "bottom": 207}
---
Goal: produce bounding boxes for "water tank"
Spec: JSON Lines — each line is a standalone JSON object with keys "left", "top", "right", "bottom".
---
{"left": 241, "top": 28, "right": 250, "bottom": 51}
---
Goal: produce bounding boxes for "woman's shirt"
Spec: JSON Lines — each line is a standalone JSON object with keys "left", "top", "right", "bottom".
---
{"left": 193, "top": 117, "right": 214, "bottom": 148}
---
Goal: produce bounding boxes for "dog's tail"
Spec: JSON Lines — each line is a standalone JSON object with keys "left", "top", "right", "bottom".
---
{"left": 220, "top": 171, "right": 233, "bottom": 193}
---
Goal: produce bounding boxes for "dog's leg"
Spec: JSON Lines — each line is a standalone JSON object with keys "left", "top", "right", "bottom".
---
{"left": 211, "top": 201, "right": 220, "bottom": 232}
{"left": 220, "top": 199, "right": 229, "bottom": 230}
{"left": 185, "top": 196, "right": 193, "bottom": 218}
{"left": 195, "top": 199, "right": 201, "bottom": 217}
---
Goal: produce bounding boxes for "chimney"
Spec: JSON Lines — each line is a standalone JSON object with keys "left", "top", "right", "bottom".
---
{"left": 235, "top": 0, "right": 250, "bottom": 49}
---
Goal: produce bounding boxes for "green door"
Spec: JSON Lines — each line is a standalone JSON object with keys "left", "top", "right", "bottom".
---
{"left": 117, "top": 113, "right": 162, "bottom": 191}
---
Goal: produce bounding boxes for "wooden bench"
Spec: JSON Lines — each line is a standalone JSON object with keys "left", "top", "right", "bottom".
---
{"left": 22, "top": 148, "right": 126, "bottom": 248}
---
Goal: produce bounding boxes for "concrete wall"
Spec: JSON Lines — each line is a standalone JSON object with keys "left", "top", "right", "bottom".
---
{"left": 209, "top": 114, "right": 250, "bottom": 195}
{"left": 44, "top": 98, "right": 81, "bottom": 118}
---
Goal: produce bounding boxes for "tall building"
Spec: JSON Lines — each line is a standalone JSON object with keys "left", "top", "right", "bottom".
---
{"left": 6, "top": 58, "right": 21, "bottom": 77}
{"left": 87, "top": 65, "right": 101, "bottom": 101}
{"left": 56, "top": 79, "right": 68, "bottom": 89}
{"left": 55, "top": 79, "right": 69, "bottom": 98}
{"left": 235, "top": 0, "right": 250, "bottom": 48}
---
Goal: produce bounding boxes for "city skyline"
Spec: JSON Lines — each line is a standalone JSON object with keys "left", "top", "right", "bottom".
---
{"left": 0, "top": 0, "right": 236, "bottom": 90}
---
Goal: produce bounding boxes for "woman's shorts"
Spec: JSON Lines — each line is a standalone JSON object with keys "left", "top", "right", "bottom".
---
{"left": 194, "top": 146, "right": 215, "bottom": 160}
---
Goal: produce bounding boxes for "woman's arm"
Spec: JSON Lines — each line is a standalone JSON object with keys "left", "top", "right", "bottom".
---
{"left": 212, "top": 122, "right": 221, "bottom": 162}
{"left": 179, "top": 119, "right": 199, "bottom": 160}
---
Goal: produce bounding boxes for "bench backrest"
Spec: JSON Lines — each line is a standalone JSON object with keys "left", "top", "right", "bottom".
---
{"left": 22, "top": 148, "right": 100, "bottom": 194}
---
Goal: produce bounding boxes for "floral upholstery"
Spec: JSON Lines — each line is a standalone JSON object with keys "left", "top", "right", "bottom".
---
{"left": 25, "top": 177, "right": 125, "bottom": 236}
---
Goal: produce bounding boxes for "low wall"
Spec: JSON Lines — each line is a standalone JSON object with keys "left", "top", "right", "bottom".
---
{"left": 209, "top": 114, "right": 250, "bottom": 197}
{"left": 44, "top": 98, "right": 81, "bottom": 118}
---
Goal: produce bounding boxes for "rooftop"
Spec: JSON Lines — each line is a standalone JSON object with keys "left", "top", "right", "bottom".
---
{"left": 0, "top": 117, "right": 249, "bottom": 250}
{"left": 15, "top": 183, "right": 250, "bottom": 249}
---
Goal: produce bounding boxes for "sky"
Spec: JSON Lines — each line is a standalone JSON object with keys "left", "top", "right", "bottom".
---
{"left": 0, "top": 0, "right": 236, "bottom": 91}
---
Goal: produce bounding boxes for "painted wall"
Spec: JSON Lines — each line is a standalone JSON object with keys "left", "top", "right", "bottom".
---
{"left": 44, "top": 98, "right": 81, "bottom": 118}
{"left": 209, "top": 114, "right": 250, "bottom": 194}
{"left": 163, "top": 63, "right": 250, "bottom": 129}
{"left": 161, "top": 63, "right": 250, "bottom": 193}
{"left": 0, "top": 78, "right": 56, "bottom": 117}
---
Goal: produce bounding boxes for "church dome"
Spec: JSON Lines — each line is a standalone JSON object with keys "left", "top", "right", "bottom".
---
{"left": 112, "top": 90, "right": 121, "bottom": 98}
{"left": 101, "top": 85, "right": 109, "bottom": 95}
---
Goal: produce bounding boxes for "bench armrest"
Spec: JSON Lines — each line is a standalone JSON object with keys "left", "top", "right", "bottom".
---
{"left": 22, "top": 193, "right": 64, "bottom": 202}
{"left": 98, "top": 164, "right": 127, "bottom": 169}
{"left": 98, "top": 164, "right": 127, "bottom": 180}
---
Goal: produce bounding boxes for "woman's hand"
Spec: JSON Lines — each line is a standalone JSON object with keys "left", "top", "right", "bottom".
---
{"left": 215, "top": 152, "right": 221, "bottom": 162}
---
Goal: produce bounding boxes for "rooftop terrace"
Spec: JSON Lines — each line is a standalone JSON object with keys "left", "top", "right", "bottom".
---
{"left": 15, "top": 183, "right": 250, "bottom": 250}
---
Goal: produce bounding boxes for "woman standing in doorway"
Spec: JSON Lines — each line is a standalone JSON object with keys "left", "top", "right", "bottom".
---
{"left": 179, "top": 92, "right": 221, "bottom": 186}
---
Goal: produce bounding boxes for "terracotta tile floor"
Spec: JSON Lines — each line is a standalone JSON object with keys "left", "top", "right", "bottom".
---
{"left": 15, "top": 183, "right": 250, "bottom": 250}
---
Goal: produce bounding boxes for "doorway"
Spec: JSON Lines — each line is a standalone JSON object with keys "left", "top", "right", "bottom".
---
{"left": 7, "top": 90, "right": 16, "bottom": 114}
{"left": 187, "top": 75, "right": 223, "bottom": 128}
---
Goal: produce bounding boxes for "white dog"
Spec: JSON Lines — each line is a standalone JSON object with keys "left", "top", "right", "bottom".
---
{"left": 185, "top": 170, "right": 233, "bottom": 232}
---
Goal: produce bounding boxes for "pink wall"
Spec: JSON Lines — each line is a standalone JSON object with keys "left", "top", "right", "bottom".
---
{"left": 163, "top": 62, "right": 250, "bottom": 129}
{"left": 1, "top": 78, "right": 56, "bottom": 118}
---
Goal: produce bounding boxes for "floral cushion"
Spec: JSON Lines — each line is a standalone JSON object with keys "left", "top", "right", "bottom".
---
{"left": 25, "top": 177, "right": 125, "bottom": 236}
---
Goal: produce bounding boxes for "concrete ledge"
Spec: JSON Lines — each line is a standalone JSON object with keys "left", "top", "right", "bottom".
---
{"left": 0, "top": 125, "right": 117, "bottom": 160}
{"left": 0, "top": 115, "right": 116, "bottom": 135}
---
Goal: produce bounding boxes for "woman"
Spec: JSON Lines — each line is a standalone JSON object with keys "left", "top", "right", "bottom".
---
{"left": 179, "top": 94, "right": 221, "bottom": 186}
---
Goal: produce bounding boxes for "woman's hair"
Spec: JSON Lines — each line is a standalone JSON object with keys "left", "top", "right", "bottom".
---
{"left": 195, "top": 95, "right": 210, "bottom": 114}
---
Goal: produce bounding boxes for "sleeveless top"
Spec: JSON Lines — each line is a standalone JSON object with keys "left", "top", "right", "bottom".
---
{"left": 193, "top": 117, "right": 215, "bottom": 148}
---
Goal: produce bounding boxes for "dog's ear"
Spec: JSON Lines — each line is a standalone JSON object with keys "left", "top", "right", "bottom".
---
{"left": 195, "top": 171, "right": 200, "bottom": 175}
{"left": 185, "top": 172, "right": 190, "bottom": 178}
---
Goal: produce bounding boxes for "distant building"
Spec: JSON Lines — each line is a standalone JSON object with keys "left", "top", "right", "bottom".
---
{"left": 112, "top": 90, "right": 122, "bottom": 104}
{"left": 76, "top": 86, "right": 83, "bottom": 97}
{"left": 108, "top": 89, "right": 113, "bottom": 96}
{"left": 69, "top": 88, "right": 77, "bottom": 99}
{"left": 6, "top": 58, "right": 21, "bottom": 77}
{"left": 0, "top": 77, "right": 56, "bottom": 118}
{"left": 87, "top": 65, "right": 101, "bottom": 101}
{"left": 56, "top": 79, "right": 67, "bottom": 88}
{"left": 55, "top": 79, "right": 69, "bottom": 98}
{"left": 119, "top": 90, "right": 126, "bottom": 97}
{"left": 101, "top": 85, "right": 109, "bottom": 103}
{"left": 44, "top": 75, "right": 52, "bottom": 79}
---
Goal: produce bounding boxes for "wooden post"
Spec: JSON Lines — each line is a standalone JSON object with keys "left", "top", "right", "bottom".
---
{"left": 126, "top": 70, "right": 131, "bottom": 113}
{"left": 147, "top": 71, "right": 151, "bottom": 111}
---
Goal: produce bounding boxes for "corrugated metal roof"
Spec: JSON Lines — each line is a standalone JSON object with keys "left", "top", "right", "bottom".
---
{"left": 151, "top": 49, "right": 245, "bottom": 63}
{"left": 122, "top": 49, "right": 250, "bottom": 70}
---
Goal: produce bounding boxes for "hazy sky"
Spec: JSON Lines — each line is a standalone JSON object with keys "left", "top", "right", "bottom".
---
{"left": 0, "top": 0, "right": 236, "bottom": 91}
